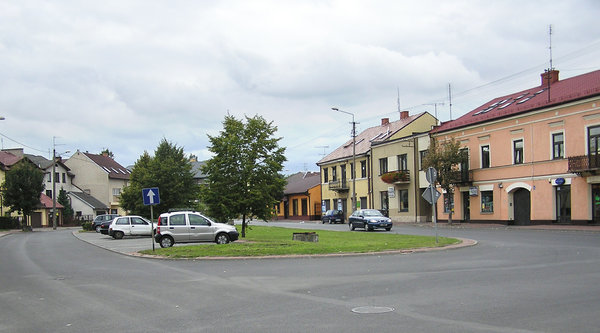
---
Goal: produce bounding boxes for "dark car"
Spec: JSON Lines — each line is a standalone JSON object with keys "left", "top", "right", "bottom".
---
{"left": 349, "top": 209, "right": 392, "bottom": 231}
{"left": 92, "top": 214, "right": 120, "bottom": 233}
{"left": 99, "top": 218, "right": 118, "bottom": 235}
{"left": 321, "top": 210, "right": 345, "bottom": 224}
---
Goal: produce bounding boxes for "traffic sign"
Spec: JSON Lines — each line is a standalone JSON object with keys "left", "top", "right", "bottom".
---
{"left": 142, "top": 187, "right": 160, "bottom": 206}
{"left": 426, "top": 167, "right": 437, "bottom": 184}
{"left": 422, "top": 186, "right": 441, "bottom": 205}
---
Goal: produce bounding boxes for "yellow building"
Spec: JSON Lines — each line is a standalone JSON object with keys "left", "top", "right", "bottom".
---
{"left": 317, "top": 111, "right": 438, "bottom": 222}
{"left": 275, "top": 172, "right": 321, "bottom": 221}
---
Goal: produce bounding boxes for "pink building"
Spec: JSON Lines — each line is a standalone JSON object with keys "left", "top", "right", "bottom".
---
{"left": 431, "top": 69, "right": 600, "bottom": 225}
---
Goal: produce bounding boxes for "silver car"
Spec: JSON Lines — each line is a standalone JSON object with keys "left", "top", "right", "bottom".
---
{"left": 154, "top": 211, "right": 239, "bottom": 248}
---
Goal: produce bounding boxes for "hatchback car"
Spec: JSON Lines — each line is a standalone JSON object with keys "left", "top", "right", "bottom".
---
{"left": 92, "top": 214, "right": 120, "bottom": 233}
{"left": 321, "top": 210, "right": 345, "bottom": 224}
{"left": 348, "top": 209, "right": 393, "bottom": 231}
{"left": 108, "top": 216, "right": 155, "bottom": 239}
{"left": 154, "top": 211, "right": 239, "bottom": 248}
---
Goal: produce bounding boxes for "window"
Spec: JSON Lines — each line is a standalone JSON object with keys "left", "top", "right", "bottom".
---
{"left": 169, "top": 214, "right": 186, "bottom": 225}
{"left": 419, "top": 150, "right": 428, "bottom": 170}
{"left": 481, "top": 191, "right": 493, "bottom": 213}
{"left": 112, "top": 188, "right": 121, "bottom": 196}
{"left": 481, "top": 145, "right": 490, "bottom": 168}
{"left": 360, "top": 160, "right": 367, "bottom": 178}
{"left": 360, "top": 197, "right": 367, "bottom": 210}
{"left": 398, "top": 154, "right": 408, "bottom": 171}
{"left": 589, "top": 126, "right": 600, "bottom": 168}
{"left": 379, "top": 158, "right": 388, "bottom": 175}
{"left": 189, "top": 214, "right": 210, "bottom": 226}
{"left": 323, "top": 199, "right": 331, "bottom": 211}
{"left": 340, "top": 165, "right": 346, "bottom": 181}
{"left": 444, "top": 193, "right": 454, "bottom": 213}
{"left": 131, "top": 217, "right": 148, "bottom": 225}
{"left": 398, "top": 189, "right": 409, "bottom": 212}
{"left": 301, "top": 198, "right": 308, "bottom": 216}
{"left": 55, "top": 172, "right": 59, "bottom": 182}
{"left": 47, "top": 173, "right": 51, "bottom": 182}
{"left": 46, "top": 190, "right": 52, "bottom": 198}
{"left": 513, "top": 139, "right": 523, "bottom": 164}
{"left": 552, "top": 133, "right": 564, "bottom": 159}
{"left": 116, "top": 217, "right": 129, "bottom": 225}
{"left": 62, "top": 173, "right": 66, "bottom": 183}
{"left": 323, "top": 167, "right": 328, "bottom": 183}
{"left": 332, "top": 167, "right": 337, "bottom": 181}
{"left": 350, "top": 163, "right": 354, "bottom": 180}
{"left": 292, "top": 199, "right": 298, "bottom": 216}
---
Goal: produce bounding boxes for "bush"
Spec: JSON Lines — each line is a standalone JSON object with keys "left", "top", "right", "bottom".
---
{"left": 0, "top": 216, "right": 20, "bottom": 230}
{"left": 81, "top": 222, "right": 93, "bottom": 231}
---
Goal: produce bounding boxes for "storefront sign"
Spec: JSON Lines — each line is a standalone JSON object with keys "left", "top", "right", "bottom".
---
{"left": 469, "top": 186, "right": 478, "bottom": 196}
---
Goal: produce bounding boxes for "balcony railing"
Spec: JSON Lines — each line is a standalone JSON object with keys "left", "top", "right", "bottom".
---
{"left": 328, "top": 179, "right": 349, "bottom": 191}
{"left": 568, "top": 154, "right": 600, "bottom": 174}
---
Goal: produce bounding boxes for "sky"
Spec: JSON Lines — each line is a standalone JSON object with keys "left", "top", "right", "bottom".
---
{"left": 1, "top": 0, "right": 600, "bottom": 174}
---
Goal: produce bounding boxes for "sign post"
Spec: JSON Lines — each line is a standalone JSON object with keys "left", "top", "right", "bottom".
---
{"left": 422, "top": 167, "right": 441, "bottom": 243}
{"left": 142, "top": 187, "right": 160, "bottom": 251}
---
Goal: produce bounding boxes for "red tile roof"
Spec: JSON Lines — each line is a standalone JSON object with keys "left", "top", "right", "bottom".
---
{"left": 0, "top": 151, "right": 22, "bottom": 169}
{"left": 84, "top": 153, "right": 130, "bottom": 180}
{"left": 39, "top": 193, "right": 64, "bottom": 209}
{"left": 318, "top": 112, "right": 426, "bottom": 164}
{"left": 434, "top": 69, "right": 600, "bottom": 133}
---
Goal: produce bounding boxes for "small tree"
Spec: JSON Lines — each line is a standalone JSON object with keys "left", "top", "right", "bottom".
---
{"left": 422, "top": 137, "right": 467, "bottom": 225}
{"left": 202, "top": 115, "right": 286, "bottom": 237}
{"left": 2, "top": 161, "right": 45, "bottom": 230}
{"left": 58, "top": 188, "right": 74, "bottom": 223}
{"left": 100, "top": 148, "right": 114, "bottom": 158}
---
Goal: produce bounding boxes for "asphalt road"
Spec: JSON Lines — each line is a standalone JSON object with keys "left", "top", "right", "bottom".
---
{"left": 1, "top": 224, "right": 600, "bottom": 333}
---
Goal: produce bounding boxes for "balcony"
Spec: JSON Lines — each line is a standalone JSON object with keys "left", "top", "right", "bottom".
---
{"left": 452, "top": 168, "right": 473, "bottom": 185}
{"left": 381, "top": 170, "right": 410, "bottom": 184}
{"left": 328, "top": 179, "right": 349, "bottom": 192}
{"left": 568, "top": 154, "right": 600, "bottom": 175}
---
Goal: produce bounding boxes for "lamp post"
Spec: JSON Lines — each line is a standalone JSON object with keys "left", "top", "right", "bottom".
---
{"left": 332, "top": 107, "right": 357, "bottom": 212}
{"left": 51, "top": 137, "right": 69, "bottom": 230}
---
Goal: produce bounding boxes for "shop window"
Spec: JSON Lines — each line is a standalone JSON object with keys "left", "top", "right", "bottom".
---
{"left": 481, "top": 191, "right": 493, "bottom": 213}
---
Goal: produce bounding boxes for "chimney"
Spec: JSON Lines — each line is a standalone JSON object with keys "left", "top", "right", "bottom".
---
{"left": 541, "top": 69, "right": 559, "bottom": 86}
{"left": 381, "top": 118, "right": 390, "bottom": 126}
{"left": 400, "top": 111, "right": 409, "bottom": 119}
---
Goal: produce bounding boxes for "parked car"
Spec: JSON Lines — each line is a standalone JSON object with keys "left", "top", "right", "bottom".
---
{"left": 108, "top": 216, "right": 155, "bottom": 239}
{"left": 154, "top": 211, "right": 239, "bottom": 248}
{"left": 92, "top": 214, "right": 120, "bottom": 233}
{"left": 321, "top": 210, "right": 345, "bottom": 224}
{"left": 99, "top": 218, "right": 117, "bottom": 235}
{"left": 348, "top": 209, "right": 393, "bottom": 231}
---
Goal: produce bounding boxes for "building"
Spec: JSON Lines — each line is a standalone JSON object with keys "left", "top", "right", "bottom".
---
{"left": 317, "top": 111, "right": 438, "bottom": 221}
{"left": 431, "top": 69, "right": 600, "bottom": 225}
{"left": 65, "top": 151, "right": 131, "bottom": 215}
{"left": 275, "top": 172, "right": 321, "bottom": 220}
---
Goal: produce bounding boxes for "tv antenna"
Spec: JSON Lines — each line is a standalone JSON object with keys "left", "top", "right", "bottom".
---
{"left": 548, "top": 24, "right": 554, "bottom": 70}
{"left": 315, "top": 145, "right": 329, "bottom": 157}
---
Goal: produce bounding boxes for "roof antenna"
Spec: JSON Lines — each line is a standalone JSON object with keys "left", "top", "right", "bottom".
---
{"left": 397, "top": 87, "right": 401, "bottom": 119}
{"left": 547, "top": 24, "right": 554, "bottom": 102}
{"left": 448, "top": 83, "right": 453, "bottom": 120}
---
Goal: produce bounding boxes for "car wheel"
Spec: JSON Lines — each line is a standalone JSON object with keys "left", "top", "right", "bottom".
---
{"left": 215, "top": 233, "right": 230, "bottom": 244}
{"left": 114, "top": 231, "right": 124, "bottom": 239}
{"left": 329, "top": 219, "right": 333, "bottom": 224}
{"left": 322, "top": 219, "right": 325, "bottom": 224}
{"left": 349, "top": 222, "right": 355, "bottom": 231}
{"left": 385, "top": 227, "right": 391, "bottom": 231}
{"left": 364, "top": 224, "right": 371, "bottom": 231}
{"left": 159, "top": 236, "right": 174, "bottom": 248}
{"left": 95, "top": 225, "right": 101, "bottom": 233}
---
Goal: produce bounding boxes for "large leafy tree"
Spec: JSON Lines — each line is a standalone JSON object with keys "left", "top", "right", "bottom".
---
{"left": 120, "top": 139, "right": 200, "bottom": 217}
{"left": 202, "top": 115, "right": 286, "bottom": 237}
{"left": 422, "top": 137, "right": 467, "bottom": 225}
{"left": 58, "top": 188, "right": 74, "bottom": 223}
{"left": 2, "top": 161, "right": 45, "bottom": 230}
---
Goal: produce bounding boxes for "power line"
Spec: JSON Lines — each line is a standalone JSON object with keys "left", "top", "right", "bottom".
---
{"left": 0, "top": 132, "right": 47, "bottom": 153}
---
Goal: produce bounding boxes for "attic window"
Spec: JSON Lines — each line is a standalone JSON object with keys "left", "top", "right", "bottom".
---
{"left": 534, "top": 89, "right": 545, "bottom": 95}
{"left": 102, "top": 166, "right": 111, "bottom": 173}
{"left": 370, "top": 133, "right": 385, "bottom": 141}
{"left": 514, "top": 94, "right": 527, "bottom": 100}
{"left": 517, "top": 97, "right": 531, "bottom": 104}
{"left": 355, "top": 138, "right": 364, "bottom": 145}
{"left": 498, "top": 102, "right": 513, "bottom": 109}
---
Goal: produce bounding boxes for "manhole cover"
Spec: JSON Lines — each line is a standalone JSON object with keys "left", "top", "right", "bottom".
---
{"left": 351, "top": 306, "right": 395, "bottom": 314}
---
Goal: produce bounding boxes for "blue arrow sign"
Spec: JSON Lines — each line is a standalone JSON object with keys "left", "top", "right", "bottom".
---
{"left": 142, "top": 187, "right": 160, "bottom": 206}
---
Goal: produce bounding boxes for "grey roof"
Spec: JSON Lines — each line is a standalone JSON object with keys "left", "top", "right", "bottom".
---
{"left": 69, "top": 191, "right": 108, "bottom": 210}
{"left": 284, "top": 172, "right": 320, "bottom": 195}
{"left": 190, "top": 160, "right": 207, "bottom": 179}
{"left": 24, "top": 153, "right": 71, "bottom": 171}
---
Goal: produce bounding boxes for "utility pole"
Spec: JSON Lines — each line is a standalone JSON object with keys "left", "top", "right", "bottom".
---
{"left": 332, "top": 108, "right": 358, "bottom": 212}
{"left": 52, "top": 137, "right": 57, "bottom": 230}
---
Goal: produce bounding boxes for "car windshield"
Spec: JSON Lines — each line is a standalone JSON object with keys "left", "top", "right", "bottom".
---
{"left": 362, "top": 210, "right": 383, "bottom": 217}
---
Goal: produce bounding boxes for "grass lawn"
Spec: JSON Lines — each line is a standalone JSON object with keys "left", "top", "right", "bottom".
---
{"left": 140, "top": 225, "right": 460, "bottom": 258}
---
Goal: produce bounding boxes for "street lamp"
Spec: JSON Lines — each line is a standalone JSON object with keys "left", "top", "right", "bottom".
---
{"left": 51, "top": 138, "right": 69, "bottom": 230}
{"left": 332, "top": 107, "right": 357, "bottom": 212}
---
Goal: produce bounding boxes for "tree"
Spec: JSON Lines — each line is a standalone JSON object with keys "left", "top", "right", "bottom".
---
{"left": 202, "top": 115, "right": 286, "bottom": 237}
{"left": 2, "top": 161, "right": 45, "bottom": 230}
{"left": 120, "top": 139, "right": 200, "bottom": 217}
{"left": 422, "top": 137, "right": 467, "bottom": 225}
{"left": 100, "top": 148, "right": 114, "bottom": 158}
{"left": 58, "top": 188, "right": 74, "bottom": 223}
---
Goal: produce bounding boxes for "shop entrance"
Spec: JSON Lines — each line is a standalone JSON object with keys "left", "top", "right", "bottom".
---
{"left": 513, "top": 188, "right": 531, "bottom": 225}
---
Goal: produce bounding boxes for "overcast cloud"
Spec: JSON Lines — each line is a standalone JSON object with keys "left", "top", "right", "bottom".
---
{"left": 1, "top": 0, "right": 599, "bottom": 173}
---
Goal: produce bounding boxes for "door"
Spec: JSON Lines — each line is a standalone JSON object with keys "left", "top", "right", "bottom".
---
{"left": 130, "top": 217, "right": 151, "bottom": 235}
{"left": 513, "top": 189, "right": 531, "bottom": 225}
{"left": 188, "top": 214, "right": 213, "bottom": 241}
{"left": 167, "top": 213, "right": 190, "bottom": 242}
{"left": 555, "top": 185, "right": 571, "bottom": 224}
{"left": 462, "top": 192, "right": 470, "bottom": 222}
{"left": 114, "top": 217, "right": 131, "bottom": 234}
{"left": 592, "top": 184, "right": 600, "bottom": 224}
